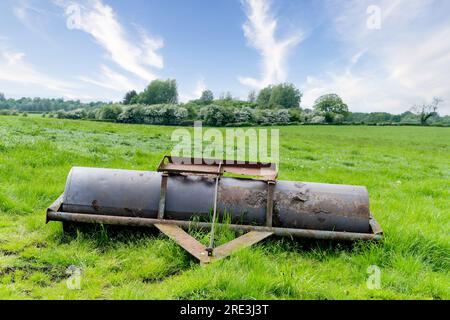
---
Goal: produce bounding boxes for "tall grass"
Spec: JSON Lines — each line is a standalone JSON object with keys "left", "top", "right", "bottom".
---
{"left": 0, "top": 116, "right": 448, "bottom": 299}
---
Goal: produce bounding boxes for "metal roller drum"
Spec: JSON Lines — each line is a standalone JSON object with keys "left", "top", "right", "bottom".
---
{"left": 61, "top": 167, "right": 371, "bottom": 233}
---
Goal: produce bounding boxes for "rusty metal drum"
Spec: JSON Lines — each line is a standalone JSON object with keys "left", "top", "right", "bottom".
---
{"left": 61, "top": 167, "right": 371, "bottom": 233}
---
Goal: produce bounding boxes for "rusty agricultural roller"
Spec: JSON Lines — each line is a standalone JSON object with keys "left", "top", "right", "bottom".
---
{"left": 46, "top": 155, "right": 383, "bottom": 264}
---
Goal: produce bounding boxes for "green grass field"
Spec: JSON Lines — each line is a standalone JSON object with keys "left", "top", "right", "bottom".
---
{"left": 0, "top": 116, "right": 448, "bottom": 299}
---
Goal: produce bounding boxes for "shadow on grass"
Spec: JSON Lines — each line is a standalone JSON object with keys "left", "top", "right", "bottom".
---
{"left": 60, "top": 221, "right": 380, "bottom": 261}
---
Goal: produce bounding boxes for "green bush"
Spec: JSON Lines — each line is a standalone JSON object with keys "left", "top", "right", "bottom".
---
{"left": 117, "top": 104, "right": 188, "bottom": 125}
{"left": 179, "top": 120, "right": 195, "bottom": 126}
{"left": 98, "top": 104, "right": 123, "bottom": 121}
{"left": 0, "top": 109, "right": 17, "bottom": 116}
{"left": 233, "top": 107, "right": 255, "bottom": 123}
{"left": 225, "top": 122, "right": 252, "bottom": 127}
{"left": 199, "top": 105, "right": 235, "bottom": 126}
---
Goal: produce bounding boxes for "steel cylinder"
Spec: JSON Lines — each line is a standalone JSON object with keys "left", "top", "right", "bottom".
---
{"left": 61, "top": 167, "right": 371, "bottom": 233}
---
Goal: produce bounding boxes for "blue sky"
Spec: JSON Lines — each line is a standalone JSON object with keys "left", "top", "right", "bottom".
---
{"left": 0, "top": 0, "right": 449, "bottom": 114}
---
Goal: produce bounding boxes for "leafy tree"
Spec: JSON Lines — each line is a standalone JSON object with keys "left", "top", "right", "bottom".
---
{"left": 311, "top": 115, "right": 325, "bottom": 124}
{"left": 234, "top": 107, "right": 255, "bottom": 123}
{"left": 219, "top": 92, "right": 233, "bottom": 101}
{"left": 0, "top": 96, "right": 104, "bottom": 112}
{"left": 257, "top": 87, "right": 272, "bottom": 108}
{"left": 254, "top": 109, "right": 277, "bottom": 125}
{"left": 0, "top": 93, "right": 5, "bottom": 101}
{"left": 123, "top": 90, "right": 137, "bottom": 105}
{"left": 56, "top": 110, "right": 67, "bottom": 119}
{"left": 86, "top": 110, "right": 97, "bottom": 119}
{"left": 118, "top": 105, "right": 145, "bottom": 123}
{"left": 143, "top": 104, "right": 188, "bottom": 125}
{"left": 313, "top": 94, "right": 349, "bottom": 123}
{"left": 181, "top": 101, "right": 200, "bottom": 119}
{"left": 199, "top": 90, "right": 214, "bottom": 104}
{"left": 99, "top": 104, "right": 123, "bottom": 121}
{"left": 137, "top": 79, "right": 178, "bottom": 105}
{"left": 410, "top": 97, "right": 442, "bottom": 125}
{"left": 199, "top": 105, "right": 234, "bottom": 126}
{"left": 269, "top": 83, "right": 302, "bottom": 108}
{"left": 214, "top": 98, "right": 256, "bottom": 109}
{"left": 399, "top": 111, "right": 420, "bottom": 124}
{"left": 288, "top": 108, "right": 303, "bottom": 122}
{"left": 160, "top": 105, "right": 188, "bottom": 125}
{"left": 247, "top": 90, "right": 256, "bottom": 103}
{"left": 275, "top": 109, "right": 290, "bottom": 124}
{"left": 257, "top": 83, "right": 302, "bottom": 109}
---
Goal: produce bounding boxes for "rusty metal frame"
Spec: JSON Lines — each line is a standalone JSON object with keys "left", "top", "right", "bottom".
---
{"left": 206, "top": 161, "right": 223, "bottom": 256}
{"left": 156, "top": 155, "right": 280, "bottom": 257}
{"left": 47, "top": 194, "right": 279, "bottom": 264}
{"left": 157, "top": 155, "right": 278, "bottom": 181}
{"left": 154, "top": 223, "right": 211, "bottom": 264}
{"left": 153, "top": 224, "right": 273, "bottom": 264}
{"left": 47, "top": 194, "right": 383, "bottom": 242}
{"left": 47, "top": 156, "right": 383, "bottom": 263}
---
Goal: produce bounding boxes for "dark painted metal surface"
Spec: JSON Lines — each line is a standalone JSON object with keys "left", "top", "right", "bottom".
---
{"left": 61, "top": 167, "right": 371, "bottom": 233}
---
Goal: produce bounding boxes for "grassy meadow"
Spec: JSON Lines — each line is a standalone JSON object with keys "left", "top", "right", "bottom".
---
{"left": 0, "top": 116, "right": 449, "bottom": 299}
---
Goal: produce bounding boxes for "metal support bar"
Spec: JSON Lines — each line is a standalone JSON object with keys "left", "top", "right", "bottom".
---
{"left": 158, "top": 173, "right": 168, "bottom": 219}
{"left": 369, "top": 215, "right": 383, "bottom": 235}
{"left": 45, "top": 194, "right": 64, "bottom": 223}
{"left": 155, "top": 223, "right": 210, "bottom": 264}
{"left": 266, "top": 181, "right": 275, "bottom": 227}
{"left": 206, "top": 162, "right": 223, "bottom": 256}
{"left": 47, "top": 210, "right": 383, "bottom": 241}
{"left": 213, "top": 231, "right": 274, "bottom": 260}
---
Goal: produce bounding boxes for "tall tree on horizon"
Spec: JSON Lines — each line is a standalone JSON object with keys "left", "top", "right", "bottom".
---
{"left": 123, "top": 90, "right": 137, "bottom": 105}
{"left": 137, "top": 79, "right": 178, "bottom": 105}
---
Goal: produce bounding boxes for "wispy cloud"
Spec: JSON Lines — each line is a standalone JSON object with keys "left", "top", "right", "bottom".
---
{"left": 2, "top": 0, "right": 164, "bottom": 101}
{"left": 78, "top": 65, "right": 143, "bottom": 92}
{"left": 0, "top": 42, "right": 134, "bottom": 101}
{"left": 58, "top": 0, "right": 163, "bottom": 82}
{"left": 13, "top": 0, "right": 54, "bottom": 41}
{"left": 0, "top": 48, "right": 75, "bottom": 96}
{"left": 179, "top": 78, "right": 207, "bottom": 102}
{"left": 238, "top": 0, "right": 303, "bottom": 89}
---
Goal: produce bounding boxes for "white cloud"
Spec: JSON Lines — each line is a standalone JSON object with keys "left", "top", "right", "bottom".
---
{"left": 194, "top": 78, "right": 206, "bottom": 98}
{"left": 179, "top": 78, "right": 207, "bottom": 102}
{"left": 0, "top": 46, "right": 125, "bottom": 101}
{"left": 239, "top": 0, "right": 303, "bottom": 89}
{"left": 301, "top": 0, "right": 450, "bottom": 114}
{"left": 13, "top": 0, "right": 53, "bottom": 41}
{"left": 59, "top": 0, "right": 163, "bottom": 82}
{"left": 78, "top": 65, "right": 144, "bottom": 92}
{"left": 0, "top": 49, "right": 75, "bottom": 95}
{"left": 1, "top": 0, "right": 165, "bottom": 101}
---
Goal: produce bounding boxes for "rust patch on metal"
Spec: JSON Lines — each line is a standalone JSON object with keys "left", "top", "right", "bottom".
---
{"left": 91, "top": 200, "right": 100, "bottom": 212}
{"left": 218, "top": 186, "right": 266, "bottom": 209}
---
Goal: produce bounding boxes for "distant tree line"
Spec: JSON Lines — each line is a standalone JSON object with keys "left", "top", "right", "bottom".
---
{"left": 1, "top": 80, "right": 448, "bottom": 126}
{"left": 0, "top": 94, "right": 104, "bottom": 112}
